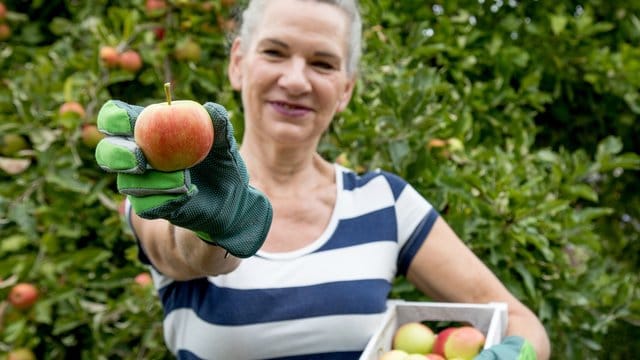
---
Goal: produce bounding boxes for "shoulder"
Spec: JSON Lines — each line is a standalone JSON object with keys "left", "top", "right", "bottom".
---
{"left": 336, "top": 164, "right": 410, "bottom": 200}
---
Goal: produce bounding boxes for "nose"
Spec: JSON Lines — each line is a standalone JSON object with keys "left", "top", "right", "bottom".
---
{"left": 278, "top": 57, "right": 311, "bottom": 96}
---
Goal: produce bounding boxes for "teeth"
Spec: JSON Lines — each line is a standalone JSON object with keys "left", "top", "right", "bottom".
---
{"left": 278, "top": 102, "right": 298, "bottom": 109}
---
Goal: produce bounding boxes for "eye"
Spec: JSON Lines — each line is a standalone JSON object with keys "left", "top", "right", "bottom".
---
{"left": 311, "top": 61, "right": 336, "bottom": 70}
{"left": 262, "top": 49, "right": 283, "bottom": 57}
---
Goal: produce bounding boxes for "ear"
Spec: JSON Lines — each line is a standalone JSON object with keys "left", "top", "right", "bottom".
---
{"left": 335, "top": 75, "right": 356, "bottom": 113}
{"left": 228, "top": 38, "right": 243, "bottom": 91}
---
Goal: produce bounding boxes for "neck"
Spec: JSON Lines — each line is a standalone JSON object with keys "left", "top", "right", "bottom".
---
{"left": 239, "top": 137, "right": 334, "bottom": 197}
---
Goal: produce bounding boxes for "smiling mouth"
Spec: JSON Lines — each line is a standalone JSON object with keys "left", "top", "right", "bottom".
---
{"left": 272, "top": 101, "right": 309, "bottom": 110}
{"left": 270, "top": 101, "right": 312, "bottom": 116}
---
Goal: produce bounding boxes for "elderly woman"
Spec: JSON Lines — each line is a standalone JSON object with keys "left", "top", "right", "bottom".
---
{"left": 95, "top": 0, "right": 551, "bottom": 359}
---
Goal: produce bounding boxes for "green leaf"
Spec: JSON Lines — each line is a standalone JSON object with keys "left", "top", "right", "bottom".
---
{"left": 388, "top": 139, "right": 410, "bottom": 170}
{"left": 8, "top": 201, "right": 38, "bottom": 240}
{"left": 49, "top": 17, "right": 73, "bottom": 36}
{"left": 46, "top": 173, "right": 91, "bottom": 194}
{"left": 562, "top": 184, "right": 598, "bottom": 202}
{"left": 571, "top": 207, "right": 614, "bottom": 223}
{"left": 534, "top": 199, "right": 570, "bottom": 216}
{"left": 514, "top": 262, "right": 536, "bottom": 298}
{"left": 596, "top": 136, "right": 623, "bottom": 158}
{"left": 534, "top": 149, "right": 560, "bottom": 163}
{"left": 607, "top": 153, "right": 640, "bottom": 170}
{"left": 550, "top": 14, "right": 568, "bottom": 35}
{"left": 0, "top": 234, "right": 30, "bottom": 253}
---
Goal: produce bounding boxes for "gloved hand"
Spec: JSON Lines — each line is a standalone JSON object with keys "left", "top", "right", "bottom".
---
{"left": 474, "top": 336, "right": 536, "bottom": 360}
{"left": 94, "top": 99, "right": 273, "bottom": 258}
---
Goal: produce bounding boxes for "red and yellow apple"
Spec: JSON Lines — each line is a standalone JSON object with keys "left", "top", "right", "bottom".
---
{"left": 134, "top": 272, "right": 153, "bottom": 287}
{"left": 392, "top": 322, "right": 436, "bottom": 355}
{"left": 432, "top": 327, "right": 457, "bottom": 356}
{"left": 59, "top": 101, "right": 86, "bottom": 118}
{"left": 8, "top": 282, "right": 39, "bottom": 310}
{"left": 0, "top": 23, "right": 11, "bottom": 41}
{"left": 145, "top": 0, "right": 167, "bottom": 16}
{"left": 0, "top": 2, "right": 7, "bottom": 19}
{"left": 81, "top": 124, "right": 106, "bottom": 149}
{"left": 118, "top": 50, "right": 142, "bottom": 73}
{"left": 433, "top": 326, "right": 485, "bottom": 360}
{"left": 134, "top": 83, "right": 214, "bottom": 172}
{"left": 7, "top": 348, "right": 36, "bottom": 360}
{"left": 424, "top": 354, "right": 445, "bottom": 360}
{"left": 99, "top": 46, "right": 120, "bottom": 68}
{"left": 117, "top": 199, "right": 127, "bottom": 216}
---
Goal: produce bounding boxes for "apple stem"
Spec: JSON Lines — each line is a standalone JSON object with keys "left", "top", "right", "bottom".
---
{"left": 164, "top": 82, "right": 172, "bottom": 105}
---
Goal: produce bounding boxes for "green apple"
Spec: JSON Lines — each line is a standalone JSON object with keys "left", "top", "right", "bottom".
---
{"left": 1, "top": 134, "right": 29, "bottom": 156}
{"left": 392, "top": 322, "right": 436, "bottom": 354}
{"left": 379, "top": 349, "right": 409, "bottom": 360}
{"left": 174, "top": 37, "right": 202, "bottom": 62}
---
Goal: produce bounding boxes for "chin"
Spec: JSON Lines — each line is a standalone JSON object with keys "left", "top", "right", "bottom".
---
{"left": 266, "top": 123, "right": 321, "bottom": 145}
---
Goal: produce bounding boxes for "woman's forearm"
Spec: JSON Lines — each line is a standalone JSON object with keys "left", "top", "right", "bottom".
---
{"left": 131, "top": 212, "right": 241, "bottom": 280}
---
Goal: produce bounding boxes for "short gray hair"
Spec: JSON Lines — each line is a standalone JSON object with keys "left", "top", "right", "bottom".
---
{"left": 235, "top": 0, "right": 362, "bottom": 76}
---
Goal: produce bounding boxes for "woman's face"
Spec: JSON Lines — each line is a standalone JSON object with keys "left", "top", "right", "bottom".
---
{"left": 229, "top": 0, "right": 355, "bottom": 147}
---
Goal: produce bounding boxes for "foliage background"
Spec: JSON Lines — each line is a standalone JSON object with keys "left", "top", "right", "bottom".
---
{"left": 0, "top": 0, "right": 638, "bottom": 359}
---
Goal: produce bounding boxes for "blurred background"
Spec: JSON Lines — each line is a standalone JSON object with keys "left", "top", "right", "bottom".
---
{"left": 0, "top": 1, "right": 638, "bottom": 359}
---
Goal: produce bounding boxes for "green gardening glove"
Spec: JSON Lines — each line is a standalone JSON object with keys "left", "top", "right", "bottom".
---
{"left": 474, "top": 336, "right": 537, "bottom": 360}
{"left": 94, "top": 100, "right": 273, "bottom": 258}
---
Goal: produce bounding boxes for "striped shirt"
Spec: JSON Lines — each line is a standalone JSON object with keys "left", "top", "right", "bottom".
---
{"left": 134, "top": 164, "right": 439, "bottom": 359}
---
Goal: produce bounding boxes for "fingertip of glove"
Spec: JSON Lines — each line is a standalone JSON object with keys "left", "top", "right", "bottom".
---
{"left": 97, "top": 100, "right": 145, "bottom": 135}
{"left": 97, "top": 101, "right": 130, "bottom": 134}
{"left": 203, "top": 102, "right": 229, "bottom": 121}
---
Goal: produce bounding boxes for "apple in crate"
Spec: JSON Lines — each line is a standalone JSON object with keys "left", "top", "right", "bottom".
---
{"left": 433, "top": 326, "right": 485, "bottom": 360}
{"left": 392, "top": 322, "right": 436, "bottom": 354}
{"left": 379, "top": 349, "right": 409, "bottom": 360}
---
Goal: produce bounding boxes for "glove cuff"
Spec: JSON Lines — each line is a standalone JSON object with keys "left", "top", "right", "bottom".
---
{"left": 474, "top": 335, "right": 536, "bottom": 360}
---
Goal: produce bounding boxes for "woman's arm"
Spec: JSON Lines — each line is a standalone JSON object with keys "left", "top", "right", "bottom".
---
{"left": 406, "top": 217, "right": 551, "bottom": 359}
{"left": 131, "top": 211, "right": 241, "bottom": 280}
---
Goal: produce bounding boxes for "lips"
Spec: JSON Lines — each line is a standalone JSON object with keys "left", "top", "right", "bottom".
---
{"left": 270, "top": 101, "right": 312, "bottom": 117}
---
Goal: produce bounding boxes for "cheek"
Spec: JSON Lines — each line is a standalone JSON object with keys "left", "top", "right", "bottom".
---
{"left": 243, "top": 66, "right": 276, "bottom": 98}
{"left": 324, "top": 83, "right": 349, "bottom": 112}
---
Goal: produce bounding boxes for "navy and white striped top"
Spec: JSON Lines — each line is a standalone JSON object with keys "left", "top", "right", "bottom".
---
{"left": 134, "top": 164, "right": 439, "bottom": 359}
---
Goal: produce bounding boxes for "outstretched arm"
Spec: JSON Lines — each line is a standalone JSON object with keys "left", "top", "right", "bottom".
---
{"left": 95, "top": 99, "right": 272, "bottom": 279}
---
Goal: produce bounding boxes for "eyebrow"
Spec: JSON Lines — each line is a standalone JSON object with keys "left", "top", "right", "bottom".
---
{"left": 259, "top": 38, "right": 341, "bottom": 61}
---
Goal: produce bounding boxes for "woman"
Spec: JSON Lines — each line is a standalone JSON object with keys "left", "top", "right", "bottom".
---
{"left": 95, "top": 0, "right": 551, "bottom": 358}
